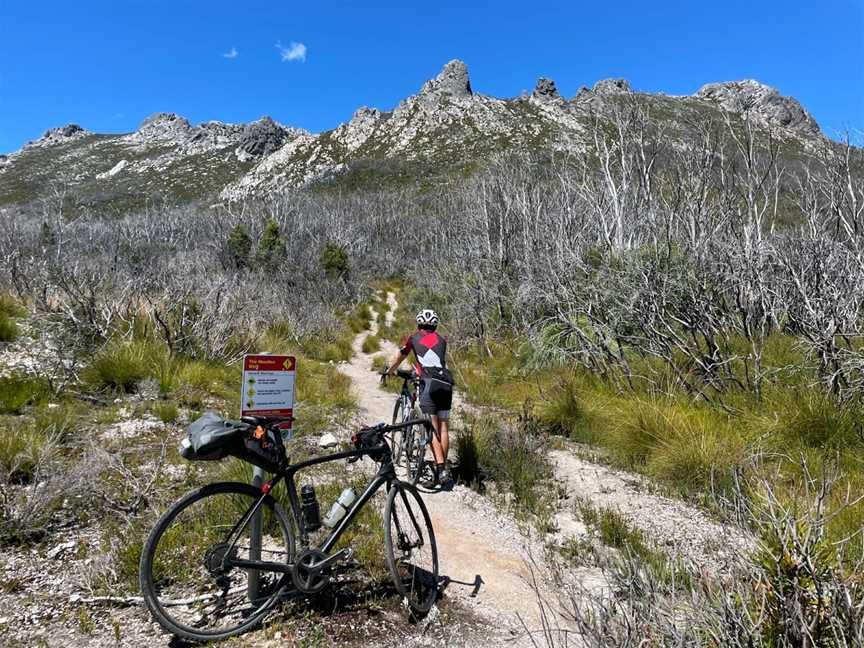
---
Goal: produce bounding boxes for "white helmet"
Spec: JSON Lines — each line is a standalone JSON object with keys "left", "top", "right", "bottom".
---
{"left": 416, "top": 309, "right": 439, "bottom": 326}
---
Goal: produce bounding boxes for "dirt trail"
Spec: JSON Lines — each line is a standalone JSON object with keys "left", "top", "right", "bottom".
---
{"left": 338, "top": 295, "right": 564, "bottom": 646}
{"left": 550, "top": 448, "right": 752, "bottom": 573}
{"left": 339, "top": 292, "right": 754, "bottom": 646}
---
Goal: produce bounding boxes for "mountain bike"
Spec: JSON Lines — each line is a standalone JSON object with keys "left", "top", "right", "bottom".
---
{"left": 382, "top": 369, "right": 431, "bottom": 485}
{"left": 139, "top": 416, "right": 438, "bottom": 642}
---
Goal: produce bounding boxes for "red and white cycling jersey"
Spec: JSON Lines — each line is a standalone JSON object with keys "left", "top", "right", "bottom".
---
{"left": 400, "top": 329, "right": 448, "bottom": 379}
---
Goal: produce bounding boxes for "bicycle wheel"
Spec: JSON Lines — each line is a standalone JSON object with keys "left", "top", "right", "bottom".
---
{"left": 139, "top": 482, "right": 295, "bottom": 642}
{"left": 404, "top": 423, "right": 428, "bottom": 485}
{"left": 391, "top": 395, "right": 410, "bottom": 465}
{"left": 384, "top": 481, "right": 438, "bottom": 615}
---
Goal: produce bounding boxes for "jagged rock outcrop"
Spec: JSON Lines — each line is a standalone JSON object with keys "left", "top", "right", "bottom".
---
{"left": 419, "top": 59, "right": 472, "bottom": 100}
{"left": 3, "top": 59, "right": 830, "bottom": 209}
{"left": 189, "top": 121, "right": 245, "bottom": 149}
{"left": 532, "top": 78, "right": 561, "bottom": 102}
{"left": 136, "top": 112, "right": 192, "bottom": 141}
{"left": 592, "top": 79, "right": 632, "bottom": 95}
{"left": 695, "top": 80, "right": 820, "bottom": 136}
{"left": 24, "top": 124, "right": 90, "bottom": 149}
{"left": 236, "top": 116, "right": 296, "bottom": 161}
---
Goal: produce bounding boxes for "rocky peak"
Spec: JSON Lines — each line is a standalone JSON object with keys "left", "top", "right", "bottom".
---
{"left": 236, "top": 116, "right": 292, "bottom": 161}
{"left": 28, "top": 124, "right": 90, "bottom": 148}
{"left": 44, "top": 124, "right": 86, "bottom": 139}
{"left": 350, "top": 107, "right": 382, "bottom": 125}
{"left": 532, "top": 77, "right": 561, "bottom": 102}
{"left": 695, "top": 80, "right": 820, "bottom": 136}
{"left": 136, "top": 112, "right": 192, "bottom": 140}
{"left": 419, "top": 59, "right": 472, "bottom": 99}
{"left": 592, "top": 79, "right": 632, "bottom": 96}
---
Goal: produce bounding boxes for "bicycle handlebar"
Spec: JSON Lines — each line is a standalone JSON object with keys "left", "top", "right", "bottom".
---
{"left": 351, "top": 419, "right": 432, "bottom": 451}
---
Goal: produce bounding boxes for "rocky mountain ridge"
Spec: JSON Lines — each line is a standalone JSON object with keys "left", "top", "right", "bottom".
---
{"left": 0, "top": 59, "right": 825, "bottom": 211}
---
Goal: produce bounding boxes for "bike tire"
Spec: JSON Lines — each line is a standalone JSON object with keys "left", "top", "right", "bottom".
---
{"left": 391, "top": 396, "right": 409, "bottom": 465}
{"left": 139, "top": 481, "right": 295, "bottom": 642}
{"left": 384, "top": 481, "right": 439, "bottom": 615}
{"left": 404, "top": 420, "right": 428, "bottom": 485}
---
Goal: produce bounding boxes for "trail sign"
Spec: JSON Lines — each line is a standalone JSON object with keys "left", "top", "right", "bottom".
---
{"left": 241, "top": 354, "right": 296, "bottom": 427}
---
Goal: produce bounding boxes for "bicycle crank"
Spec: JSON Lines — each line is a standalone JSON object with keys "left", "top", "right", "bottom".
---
{"left": 291, "top": 548, "right": 353, "bottom": 594}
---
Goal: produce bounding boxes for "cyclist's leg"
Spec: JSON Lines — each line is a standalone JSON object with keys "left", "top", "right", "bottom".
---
{"left": 429, "top": 379, "right": 452, "bottom": 465}
{"left": 436, "top": 412, "right": 450, "bottom": 462}
{"left": 429, "top": 414, "right": 445, "bottom": 465}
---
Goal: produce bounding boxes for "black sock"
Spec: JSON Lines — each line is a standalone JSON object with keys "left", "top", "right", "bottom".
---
{"left": 435, "top": 463, "right": 444, "bottom": 479}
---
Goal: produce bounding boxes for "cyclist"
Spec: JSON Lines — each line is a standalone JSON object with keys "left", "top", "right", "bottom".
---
{"left": 387, "top": 308, "right": 453, "bottom": 486}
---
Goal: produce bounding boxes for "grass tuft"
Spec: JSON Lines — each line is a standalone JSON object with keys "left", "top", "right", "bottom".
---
{"left": 82, "top": 340, "right": 153, "bottom": 393}
{"left": 153, "top": 401, "right": 179, "bottom": 424}
{"left": 361, "top": 335, "right": 381, "bottom": 354}
{"left": 0, "top": 313, "right": 18, "bottom": 342}
{"left": 0, "top": 374, "right": 50, "bottom": 414}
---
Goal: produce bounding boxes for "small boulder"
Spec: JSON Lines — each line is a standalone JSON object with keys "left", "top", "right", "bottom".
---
{"left": 318, "top": 433, "right": 338, "bottom": 449}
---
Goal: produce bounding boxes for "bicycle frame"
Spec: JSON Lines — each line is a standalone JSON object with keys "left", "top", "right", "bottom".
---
{"left": 400, "top": 375, "right": 420, "bottom": 408}
{"left": 222, "top": 419, "right": 431, "bottom": 578}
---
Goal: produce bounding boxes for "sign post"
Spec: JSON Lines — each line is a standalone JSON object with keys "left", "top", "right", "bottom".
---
{"left": 241, "top": 353, "right": 296, "bottom": 601}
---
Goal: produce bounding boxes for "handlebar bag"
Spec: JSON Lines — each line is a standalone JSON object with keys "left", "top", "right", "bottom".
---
{"left": 232, "top": 424, "right": 288, "bottom": 473}
{"left": 180, "top": 412, "right": 245, "bottom": 462}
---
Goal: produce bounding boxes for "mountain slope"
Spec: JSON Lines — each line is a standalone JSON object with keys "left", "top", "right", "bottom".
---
{"left": 0, "top": 60, "right": 826, "bottom": 211}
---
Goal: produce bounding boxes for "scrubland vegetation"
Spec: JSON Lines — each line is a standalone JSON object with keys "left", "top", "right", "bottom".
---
{"left": 1, "top": 106, "right": 863, "bottom": 644}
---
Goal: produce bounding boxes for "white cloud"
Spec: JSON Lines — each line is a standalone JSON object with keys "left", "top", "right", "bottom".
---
{"left": 223, "top": 47, "right": 239, "bottom": 59}
{"left": 275, "top": 41, "right": 306, "bottom": 63}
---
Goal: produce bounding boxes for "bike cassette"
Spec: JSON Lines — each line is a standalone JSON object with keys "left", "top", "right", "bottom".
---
{"left": 204, "top": 543, "right": 237, "bottom": 577}
{"left": 292, "top": 549, "right": 330, "bottom": 594}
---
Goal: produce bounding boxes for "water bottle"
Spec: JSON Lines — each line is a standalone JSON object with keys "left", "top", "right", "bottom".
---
{"left": 322, "top": 487, "right": 357, "bottom": 528}
{"left": 300, "top": 485, "right": 321, "bottom": 532}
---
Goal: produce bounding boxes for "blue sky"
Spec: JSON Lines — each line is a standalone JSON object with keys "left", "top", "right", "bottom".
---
{"left": 1, "top": 0, "right": 862, "bottom": 153}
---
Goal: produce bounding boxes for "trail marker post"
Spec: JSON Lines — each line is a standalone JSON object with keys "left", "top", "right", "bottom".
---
{"left": 240, "top": 353, "right": 296, "bottom": 601}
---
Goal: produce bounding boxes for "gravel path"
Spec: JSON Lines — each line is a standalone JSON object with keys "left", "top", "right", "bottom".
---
{"left": 338, "top": 295, "right": 572, "bottom": 647}
{"left": 339, "top": 292, "right": 754, "bottom": 646}
{"left": 550, "top": 448, "right": 752, "bottom": 574}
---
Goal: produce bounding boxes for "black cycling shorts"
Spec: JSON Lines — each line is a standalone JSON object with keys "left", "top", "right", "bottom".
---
{"left": 419, "top": 378, "right": 452, "bottom": 419}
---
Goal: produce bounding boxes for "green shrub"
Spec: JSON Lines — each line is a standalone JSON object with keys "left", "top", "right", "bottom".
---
{"left": 320, "top": 242, "right": 350, "bottom": 279}
{"left": 460, "top": 412, "right": 554, "bottom": 521}
{"left": 0, "top": 374, "right": 50, "bottom": 414}
{"left": 0, "top": 313, "right": 18, "bottom": 342}
{"left": 226, "top": 223, "right": 253, "bottom": 268}
{"left": 257, "top": 218, "right": 286, "bottom": 267}
{"left": 361, "top": 335, "right": 381, "bottom": 354}
{"left": 0, "top": 294, "right": 25, "bottom": 318}
{"left": 346, "top": 303, "right": 372, "bottom": 334}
